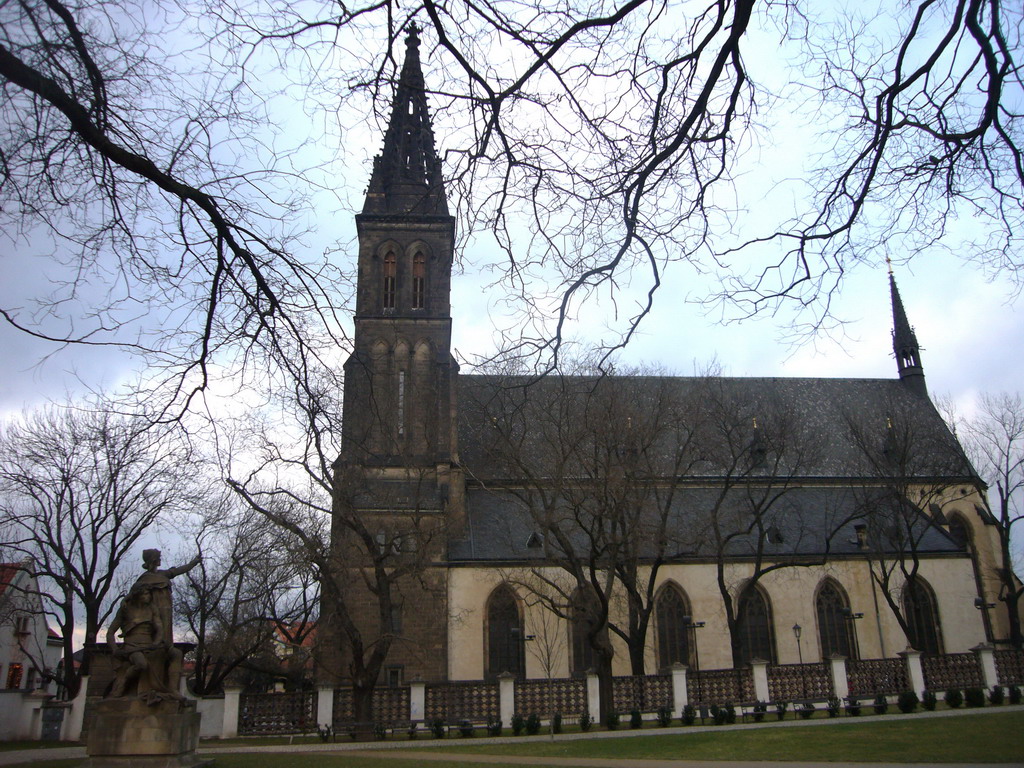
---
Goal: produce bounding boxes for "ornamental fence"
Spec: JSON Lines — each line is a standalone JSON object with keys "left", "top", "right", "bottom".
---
{"left": 238, "top": 691, "right": 317, "bottom": 736}
{"left": 846, "top": 657, "right": 907, "bottom": 696}
{"left": 767, "top": 662, "right": 833, "bottom": 701}
{"left": 228, "top": 647, "right": 1024, "bottom": 736}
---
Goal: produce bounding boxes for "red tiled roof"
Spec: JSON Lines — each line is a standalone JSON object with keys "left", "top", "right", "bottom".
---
{"left": 0, "top": 563, "right": 23, "bottom": 599}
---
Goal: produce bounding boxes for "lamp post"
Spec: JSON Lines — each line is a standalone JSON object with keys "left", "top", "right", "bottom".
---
{"left": 792, "top": 623, "right": 806, "bottom": 698}
{"left": 682, "top": 616, "right": 705, "bottom": 710}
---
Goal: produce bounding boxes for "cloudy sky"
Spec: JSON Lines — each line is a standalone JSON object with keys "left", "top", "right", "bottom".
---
{"left": 1, "top": 0, "right": 1021, "bottom": 423}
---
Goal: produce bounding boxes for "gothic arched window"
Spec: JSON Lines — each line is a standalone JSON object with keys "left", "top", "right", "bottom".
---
{"left": 412, "top": 252, "right": 426, "bottom": 310}
{"left": 382, "top": 251, "right": 397, "bottom": 310}
{"left": 485, "top": 585, "right": 524, "bottom": 680}
{"left": 656, "top": 585, "right": 694, "bottom": 670}
{"left": 737, "top": 585, "right": 776, "bottom": 665}
{"left": 816, "top": 580, "right": 858, "bottom": 660}
{"left": 948, "top": 514, "right": 971, "bottom": 551}
{"left": 903, "top": 577, "right": 943, "bottom": 654}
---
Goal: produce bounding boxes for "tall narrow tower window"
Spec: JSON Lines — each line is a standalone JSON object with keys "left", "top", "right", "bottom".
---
{"left": 383, "top": 251, "right": 397, "bottom": 310}
{"left": 412, "top": 252, "right": 426, "bottom": 309}
{"left": 397, "top": 370, "right": 406, "bottom": 438}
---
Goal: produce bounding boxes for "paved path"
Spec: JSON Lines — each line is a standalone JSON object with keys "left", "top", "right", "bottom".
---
{"left": 1, "top": 705, "right": 1020, "bottom": 767}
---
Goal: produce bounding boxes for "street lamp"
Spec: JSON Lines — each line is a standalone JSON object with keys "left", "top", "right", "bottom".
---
{"left": 792, "top": 623, "right": 806, "bottom": 698}
{"left": 682, "top": 616, "right": 705, "bottom": 714}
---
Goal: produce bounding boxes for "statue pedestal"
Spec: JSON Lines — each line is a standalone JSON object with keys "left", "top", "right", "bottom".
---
{"left": 84, "top": 698, "right": 208, "bottom": 768}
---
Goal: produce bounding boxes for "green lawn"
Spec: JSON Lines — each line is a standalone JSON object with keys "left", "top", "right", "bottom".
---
{"left": 8, "top": 710, "right": 1023, "bottom": 767}
{"left": 208, "top": 710, "right": 1024, "bottom": 766}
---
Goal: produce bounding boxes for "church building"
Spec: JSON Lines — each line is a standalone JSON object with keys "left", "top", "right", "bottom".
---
{"left": 327, "top": 28, "right": 1011, "bottom": 690}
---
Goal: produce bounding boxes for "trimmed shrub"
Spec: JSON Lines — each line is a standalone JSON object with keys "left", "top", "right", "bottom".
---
{"left": 656, "top": 705, "right": 673, "bottom": 727}
{"left": 965, "top": 687, "right": 986, "bottom": 708}
{"left": 374, "top": 722, "right": 388, "bottom": 740}
{"left": 579, "top": 711, "right": 592, "bottom": 732}
{"left": 551, "top": 713, "right": 562, "bottom": 734}
{"left": 752, "top": 701, "right": 768, "bottom": 722}
{"left": 775, "top": 701, "right": 788, "bottom": 720}
{"left": 317, "top": 725, "right": 333, "bottom": 742}
{"left": 897, "top": 691, "right": 919, "bottom": 714}
{"left": 458, "top": 720, "right": 474, "bottom": 738}
{"left": 525, "top": 713, "right": 541, "bottom": 736}
{"left": 944, "top": 689, "right": 963, "bottom": 709}
{"left": 630, "top": 708, "right": 643, "bottom": 729}
{"left": 407, "top": 722, "right": 419, "bottom": 739}
{"left": 487, "top": 716, "right": 502, "bottom": 737}
{"left": 826, "top": 696, "right": 841, "bottom": 718}
{"left": 922, "top": 690, "right": 937, "bottom": 711}
{"left": 604, "top": 711, "right": 620, "bottom": 730}
{"left": 723, "top": 703, "right": 736, "bottom": 724}
{"left": 1009, "top": 685, "right": 1022, "bottom": 705}
{"left": 711, "top": 705, "right": 727, "bottom": 726}
{"left": 845, "top": 697, "right": 861, "bottom": 716}
{"left": 989, "top": 686, "right": 1005, "bottom": 705}
{"left": 430, "top": 719, "right": 446, "bottom": 739}
{"left": 511, "top": 713, "right": 525, "bottom": 736}
{"left": 798, "top": 702, "right": 815, "bottom": 720}
{"left": 873, "top": 693, "right": 889, "bottom": 715}
{"left": 680, "top": 704, "right": 697, "bottom": 726}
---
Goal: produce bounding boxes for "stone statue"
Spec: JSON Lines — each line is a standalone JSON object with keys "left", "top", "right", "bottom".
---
{"left": 105, "top": 549, "right": 201, "bottom": 703}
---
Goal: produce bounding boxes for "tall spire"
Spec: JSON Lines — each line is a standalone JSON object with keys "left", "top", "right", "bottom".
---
{"left": 889, "top": 267, "right": 927, "bottom": 396}
{"left": 363, "top": 24, "right": 448, "bottom": 216}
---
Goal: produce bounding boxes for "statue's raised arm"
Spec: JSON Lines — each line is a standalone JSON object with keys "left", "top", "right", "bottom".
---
{"left": 130, "top": 549, "right": 201, "bottom": 646}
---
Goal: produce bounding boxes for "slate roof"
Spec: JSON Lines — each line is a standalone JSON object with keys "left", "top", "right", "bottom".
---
{"left": 449, "top": 375, "right": 975, "bottom": 563}
{"left": 457, "top": 375, "right": 976, "bottom": 481}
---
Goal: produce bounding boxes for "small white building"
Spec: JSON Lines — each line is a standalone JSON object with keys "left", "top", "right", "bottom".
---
{"left": 0, "top": 561, "right": 64, "bottom": 739}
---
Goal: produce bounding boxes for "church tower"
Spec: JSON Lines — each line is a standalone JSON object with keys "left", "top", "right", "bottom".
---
{"left": 889, "top": 269, "right": 927, "bottom": 397}
{"left": 326, "top": 27, "right": 456, "bottom": 686}
{"left": 340, "top": 24, "right": 458, "bottom": 477}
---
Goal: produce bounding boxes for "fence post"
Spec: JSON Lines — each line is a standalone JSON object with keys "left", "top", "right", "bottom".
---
{"left": 586, "top": 671, "right": 600, "bottom": 723}
{"left": 899, "top": 649, "right": 925, "bottom": 696}
{"left": 972, "top": 644, "right": 998, "bottom": 691}
{"left": 410, "top": 678, "right": 426, "bottom": 723}
{"left": 750, "top": 659, "right": 770, "bottom": 702}
{"left": 828, "top": 655, "right": 849, "bottom": 700}
{"left": 61, "top": 675, "right": 88, "bottom": 741}
{"left": 222, "top": 685, "right": 243, "bottom": 739}
{"left": 670, "top": 664, "right": 688, "bottom": 712}
{"left": 498, "top": 672, "right": 515, "bottom": 728}
{"left": 317, "top": 684, "right": 334, "bottom": 731}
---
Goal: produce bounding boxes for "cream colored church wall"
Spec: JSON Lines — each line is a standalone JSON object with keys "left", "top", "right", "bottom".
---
{"left": 448, "top": 555, "right": 988, "bottom": 681}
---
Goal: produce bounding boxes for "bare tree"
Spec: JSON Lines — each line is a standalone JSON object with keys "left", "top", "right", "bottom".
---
{"left": 3, "top": 0, "right": 1020, "bottom": 393}
{"left": 217, "top": 353, "right": 448, "bottom": 723}
{"left": 845, "top": 397, "right": 975, "bottom": 653}
{"left": 952, "top": 392, "right": 1024, "bottom": 648}
{"left": 0, "top": 403, "right": 198, "bottom": 698}
{"left": 686, "top": 379, "right": 838, "bottom": 668}
{"left": 176, "top": 496, "right": 319, "bottom": 695}
{"left": 464, "top": 364, "right": 704, "bottom": 716}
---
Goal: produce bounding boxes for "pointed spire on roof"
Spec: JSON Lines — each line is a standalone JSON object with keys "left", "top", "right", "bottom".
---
{"left": 889, "top": 269, "right": 927, "bottom": 396}
{"left": 362, "top": 23, "right": 448, "bottom": 216}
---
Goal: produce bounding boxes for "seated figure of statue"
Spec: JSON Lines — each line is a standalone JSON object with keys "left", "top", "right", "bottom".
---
{"left": 106, "top": 582, "right": 184, "bottom": 702}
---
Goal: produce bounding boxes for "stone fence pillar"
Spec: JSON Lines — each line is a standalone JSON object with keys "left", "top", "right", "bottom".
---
{"left": 498, "top": 673, "right": 515, "bottom": 727}
{"left": 670, "top": 664, "right": 688, "bottom": 712}
{"left": 317, "top": 684, "right": 334, "bottom": 730}
{"left": 410, "top": 678, "right": 426, "bottom": 723}
{"left": 586, "top": 672, "right": 600, "bottom": 723}
{"left": 221, "top": 685, "right": 242, "bottom": 739}
{"left": 750, "top": 659, "right": 770, "bottom": 702}
{"left": 972, "top": 644, "right": 998, "bottom": 690}
{"left": 828, "top": 655, "right": 849, "bottom": 700}
{"left": 899, "top": 649, "right": 925, "bottom": 696}
{"left": 62, "top": 675, "right": 88, "bottom": 742}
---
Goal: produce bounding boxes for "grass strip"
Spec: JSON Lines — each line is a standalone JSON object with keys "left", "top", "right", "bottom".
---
{"left": 446, "top": 710, "right": 1023, "bottom": 763}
